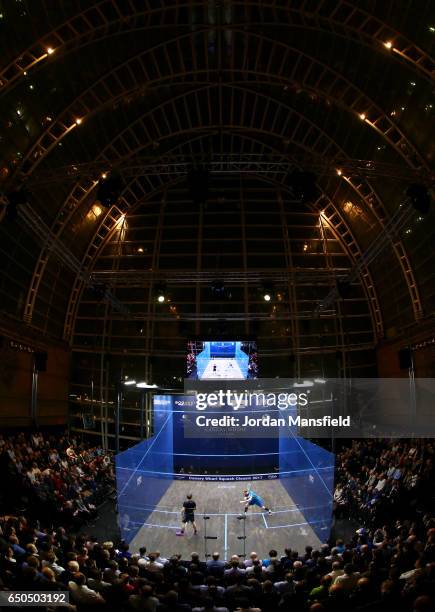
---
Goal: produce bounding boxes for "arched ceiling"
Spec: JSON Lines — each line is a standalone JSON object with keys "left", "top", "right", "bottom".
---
{"left": 0, "top": 0, "right": 434, "bottom": 361}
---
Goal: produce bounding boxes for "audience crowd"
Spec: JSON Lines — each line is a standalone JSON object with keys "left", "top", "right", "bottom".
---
{"left": 334, "top": 439, "right": 435, "bottom": 526}
{"left": 0, "top": 430, "right": 114, "bottom": 526}
{"left": 0, "top": 432, "right": 433, "bottom": 611}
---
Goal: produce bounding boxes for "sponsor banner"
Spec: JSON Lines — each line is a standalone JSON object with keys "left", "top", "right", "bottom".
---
{"left": 173, "top": 473, "right": 279, "bottom": 482}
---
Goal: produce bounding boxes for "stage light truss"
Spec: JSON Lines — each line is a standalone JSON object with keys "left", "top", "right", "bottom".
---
{"left": 73, "top": 342, "right": 376, "bottom": 357}
{"left": 17, "top": 205, "right": 129, "bottom": 318}
{"left": 25, "top": 155, "right": 431, "bottom": 187}
{"left": 87, "top": 311, "right": 338, "bottom": 322}
{"left": 317, "top": 196, "right": 416, "bottom": 312}
{"left": 89, "top": 268, "right": 352, "bottom": 287}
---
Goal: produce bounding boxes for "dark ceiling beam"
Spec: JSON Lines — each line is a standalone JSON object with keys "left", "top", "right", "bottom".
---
{"left": 12, "top": 29, "right": 429, "bottom": 183}
{"left": 88, "top": 268, "right": 354, "bottom": 286}
{"left": 25, "top": 155, "right": 431, "bottom": 188}
{"left": 71, "top": 342, "right": 376, "bottom": 359}
{"left": 1, "top": 0, "right": 433, "bottom": 99}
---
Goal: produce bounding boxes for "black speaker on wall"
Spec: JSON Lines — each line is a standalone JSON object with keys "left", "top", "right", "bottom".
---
{"left": 34, "top": 351, "right": 48, "bottom": 372}
{"left": 398, "top": 347, "right": 412, "bottom": 370}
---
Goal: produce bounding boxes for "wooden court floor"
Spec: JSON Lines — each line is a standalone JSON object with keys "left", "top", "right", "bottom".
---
{"left": 128, "top": 479, "right": 324, "bottom": 560}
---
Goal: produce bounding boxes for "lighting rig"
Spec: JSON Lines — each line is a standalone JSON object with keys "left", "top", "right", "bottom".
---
{"left": 16, "top": 203, "right": 129, "bottom": 317}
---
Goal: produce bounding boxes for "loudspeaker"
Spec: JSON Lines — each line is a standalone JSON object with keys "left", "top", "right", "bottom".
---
{"left": 34, "top": 351, "right": 48, "bottom": 372}
{"left": 398, "top": 347, "right": 412, "bottom": 370}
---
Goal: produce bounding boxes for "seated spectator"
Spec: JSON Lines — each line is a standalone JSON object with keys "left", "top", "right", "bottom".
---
{"left": 68, "top": 571, "right": 105, "bottom": 605}
{"left": 328, "top": 560, "right": 344, "bottom": 581}
{"left": 262, "top": 549, "right": 278, "bottom": 568}
{"left": 333, "top": 563, "right": 360, "bottom": 591}
{"left": 128, "top": 583, "right": 160, "bottom": 611}
{"left": 192, "top": 596, "right": 229, "bottom": 612}
{"left": 244, "top": 551, "right": 259, "bottom": 568}
{"left": 207, "top": 552, "right": 225, "bottom": 578}
{"left": 245, "top": 559, "right": 265, "bottom": 576}
{"left": 144, "top": 553, "right": 164, "bottom": 573}
{"left": 224, "top": 555, "right": 246, "bottom": 582}
{"left": 273, "top": 570, "right": 295, "bottom": 595}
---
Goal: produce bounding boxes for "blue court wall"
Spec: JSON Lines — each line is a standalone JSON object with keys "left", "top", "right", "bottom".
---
{"left": 209, "top": 341, "right": 236, "bottom": 358}
{"left": 115, "top": 398, "right": 173, "bottom": 543}
{"left": 115, "top": 395, "right": 334, "bottom": 544}
{"left": 279, "top": 430, "right": 334, "bottom": 542}
{"left": 172, "top": 404, "right": 278, "bottom": 474}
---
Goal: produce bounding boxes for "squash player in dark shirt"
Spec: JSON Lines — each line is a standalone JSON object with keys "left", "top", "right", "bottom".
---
{"left": 179, "top": 493, "right": 198, "bottom": 535}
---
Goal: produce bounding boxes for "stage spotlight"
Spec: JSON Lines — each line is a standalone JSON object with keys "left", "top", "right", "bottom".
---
{"left": 261, "top": 282, "right": 274, "bottom": 302}
{"left": 406, "top": 183, "right": 431, "bottom": 215}
{"left": 154, "top": 283, "right": 167, "bottom": 303}
{"left": 96, "top": 173, "right": 124, "bottom": 208}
